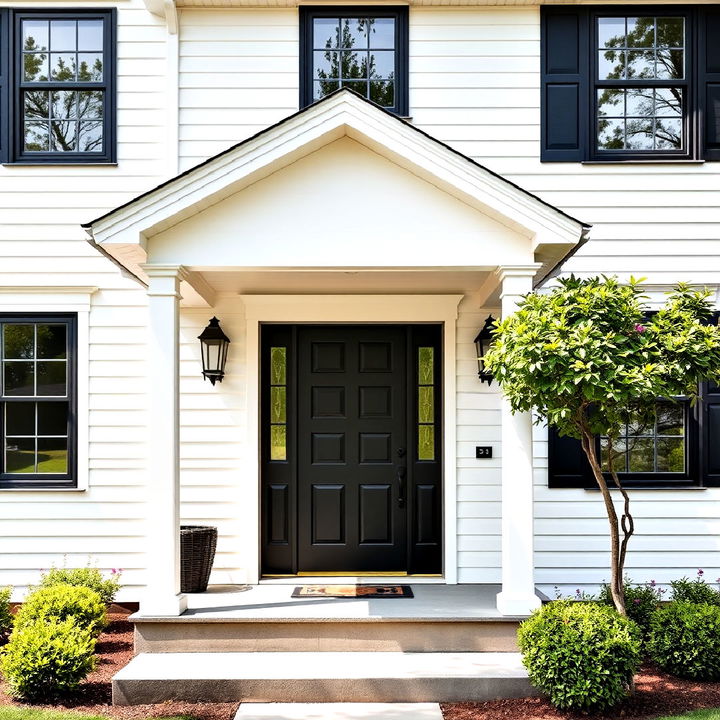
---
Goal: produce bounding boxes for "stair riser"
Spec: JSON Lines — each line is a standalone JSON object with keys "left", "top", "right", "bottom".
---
{"left": 113, "top": 677, "right": 537, "bottom": 705}
{"left": 134, "top": 621, "right": 520, "bottom": 653}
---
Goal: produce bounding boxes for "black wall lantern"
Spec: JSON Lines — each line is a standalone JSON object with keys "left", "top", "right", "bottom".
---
{"left": 198, "top": 317, "right": 230, "bottom": 385}
{"left": 474, "top": 314, "right": 495, "bottom": 385}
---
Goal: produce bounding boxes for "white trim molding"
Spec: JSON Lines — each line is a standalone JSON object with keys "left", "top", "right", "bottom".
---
{"left": 242, "top": 294, "right": 463, "bottom": 585}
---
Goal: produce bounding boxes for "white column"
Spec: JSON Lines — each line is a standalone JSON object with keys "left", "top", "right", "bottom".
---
{"left": 141, "top": 264, "right": 188, "bottom": 616}
{"left": 496, "top": 266, "right": 542, "bottom": 616}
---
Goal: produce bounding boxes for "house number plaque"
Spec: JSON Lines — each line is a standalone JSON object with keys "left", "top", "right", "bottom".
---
{"left": 475, "top": 446, "right": 493, "bottom": 459}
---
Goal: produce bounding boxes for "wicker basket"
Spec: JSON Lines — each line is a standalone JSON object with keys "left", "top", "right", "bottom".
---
{"left": 180, "top": 525, "right": 217, "bottom": 593}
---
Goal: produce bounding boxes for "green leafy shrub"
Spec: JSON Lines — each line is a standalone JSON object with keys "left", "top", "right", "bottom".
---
{"left": 599, "top": 577, "right": 664, "bottom": 643}
{"left": 14, "top": 584, "right": 106, "bottom": 637}
{"left": 671, "top": 570, "right": 720, "bottom": 607}
{"left": 518, "top": 600, "right": 641, "bottom": 712}
{"left": 650, "top": 602, "right": 720, "bottom": 680}
{"left": 38, "top": 565, "right": 121, "bottom": 606}
{"left": 0, "top": 618, "right": 96, "bottom": 700}
{"left": 0, "top": 586, "right": 13, "bottom": 642}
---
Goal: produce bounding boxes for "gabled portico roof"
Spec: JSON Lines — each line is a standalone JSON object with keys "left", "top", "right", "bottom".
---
{"left": 83, "top": 89, "right": 589, "bottom": 288}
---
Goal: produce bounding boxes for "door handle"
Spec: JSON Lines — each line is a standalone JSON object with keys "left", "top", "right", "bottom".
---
{"left": 397, "top": 465, "right": 407, "bottom": 508}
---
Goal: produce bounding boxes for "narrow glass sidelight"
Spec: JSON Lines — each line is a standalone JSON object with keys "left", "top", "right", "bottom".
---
{"left": 418, "top": 347, "right": 435, "bottom": 461}
{"left": 270, "top": 347, "right": 287, "bottom": 461}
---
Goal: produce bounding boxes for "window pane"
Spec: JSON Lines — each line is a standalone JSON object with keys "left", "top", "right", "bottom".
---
{"left": 314, "top": 80, "right": 339, "bottom": 100}
{"left": 627, "top": 50, "right": 654, "bottom": 79}
{"left": 626, "top": 117, "right": 654, "bottom": 150}
{"left": 23, "top": 19, "right": 49, "bottom": 52}
{"left": 36, "top": 362, "right": 66, "bottom": 396}
{"left": 655, "top": 88, "right": 682, "bottom": 116}
{"left": 339, "top": 18, "right": 368, "bottom": 49}
{"left": 51, "top": 90, "right": 77, "bottom": 119}
{"left": 24, "top": 53, "right": 49, "bottom": 82}
{"left": 418, "top": 386, "right": 433, "bottom": 424}
{"left": 3, "top": 325, "right": 34, "bottom": 359}
{"left": 418, "top": 347, "right": 434, "bottom": 386}
{"left": 601, "top": 438, "right": 628, "bottom": 472}
{"left": 37, "top": 401, "right": 68, "bottom": 436}
{"left": 418, "top": 425, "right": 434, "bottom": 461}
{"left": 77, "top": 54, "right": 103, "bottom": 82}
{"left": 656, "top": 118, "right": 682, "bottom": 149}
{"left": 6, "top": 403, "right": 35, "bottom": 436}
{"left": 37, "top": 438, "right": 68, "bottom": 473}
{"left": 24, "top": 122, "right": 49, "bottom": 152}
{"left": 625, "top": 87, "right": 654, "bottom": 116}
{"left": 37, "top": 325, "right": 67, "bottom": 360}
{"left": 657, "top": 17, "right": 684, "bottom": 48}
{"left": 4, "top": 363, "right": 34, "bottom": 396}
{"left": 50, "top": 53, "right": 76, "bottom": 81}
{"left": 24, "top": 91, "right": 50, "bottom": 123}
{"left": 50, "top": 120, "right": 77, "bottom": 152}
{"left": 314, "top": 51, "right": 339, "bottom": 79}
{"left": 5, "top": 438, "right": 35, "bottom": 473}
{"left": 270, "top": 386, "right": 286, "bottom": 424}
{"left": 598, "top": 118, "right": 624, "bottom": 149}
{"left": 598, "top": 17, "right": 625, "bottom": 48}
{"left": 341, "top": 80, "right": 366, "bottom": 96}
{"left": 657, "top": 437, "right": 684, "bottom": 472}
{"left": 626, "top": 17, "right": 654, "bottom": 48}
{"left": 598, "top": 88, "right": 624, "bottom": 117}
{"left": 341, "top": 50, "right": 367, "bottom": 79}
{"left": 656, "top": 49, "right": 683, "bottom": 80}
{"left": 78, "top": 122, "right": 103, "bottom": 153}
{"left": 369, "top": 18, "right": 394, "bottom": 49}
{"left": 78, "top": 20, "right": 103, "bottom": 51}
{"left": 598, "top": 49, "right": 625, "bottom": 80}
{"left": 270, "top": 425, "right": 287, "bottom": 461}
{"left": 50, "top": 20, "right": 76, "bottom": 51}
{"left": 628, "top": 410, "right": 653, "bottom": 436}
{"left": 314, "top": 18, "right": 339, "bottom": 49}
{"left": 270, "top": 347, "right": 286, "bottom": 385}
{"left": 369, "top": 51, "right": 394, "bottom": 79}
{"left": 657, "top": 402, "right": 683, "bottom": 435}
{"left": 628, "top": 437, "right": 654, "bottom": 472}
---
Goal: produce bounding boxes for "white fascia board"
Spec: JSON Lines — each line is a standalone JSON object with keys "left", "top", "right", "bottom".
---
{"left": 90, "top": 92, "right": 585, "bottom": 254}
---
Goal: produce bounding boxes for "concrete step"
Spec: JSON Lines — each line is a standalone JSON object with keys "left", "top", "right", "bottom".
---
{"left": 235, "top": 704, "right": 443, "bottom": 720}
{"left": 133, "top": 617, "right": 521, "bottom": 653}
{"left": 112, "top": 651, "right": 537, "bottom": 705}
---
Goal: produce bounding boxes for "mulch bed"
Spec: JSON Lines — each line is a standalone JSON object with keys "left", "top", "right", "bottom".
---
{"left": 0, "top": 607, "right": 238, "bottom": 720}
{"left": 442, "top": 665, "right": 720, "bottom": 720}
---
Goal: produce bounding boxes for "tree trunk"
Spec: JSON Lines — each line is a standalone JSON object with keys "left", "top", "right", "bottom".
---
{"left": 579, "top": 429, "right": 630, "bottom": 616}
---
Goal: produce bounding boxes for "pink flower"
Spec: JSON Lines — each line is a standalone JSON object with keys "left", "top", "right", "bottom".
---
{"left": 633, "top": 598, "right": 641, "bottom": 604}
{"left": 634, "top": 324, "right": 646, "bottom": 333}
{"left": 698, "top": 569, "right": 705, "bottom": 577}
{"left": 650, "top": 580, "right": 656, "bottom": 587}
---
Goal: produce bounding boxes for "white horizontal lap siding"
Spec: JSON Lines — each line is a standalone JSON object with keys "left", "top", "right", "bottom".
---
{"left": 179, "top": 298, "right": 249, "bottom": 585}
{"left": 178, "top": 9, "right": 299, "bottom": 171}
{"left": 456, "top": 302, "right": 502, "bottom": 584}
{"left": 0, "top": 0, "right": 169, "bottom": 600}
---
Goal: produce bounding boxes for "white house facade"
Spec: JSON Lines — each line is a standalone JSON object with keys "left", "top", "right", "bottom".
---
{"left": 0, "top": 0, "right": 719, "bottom": 619}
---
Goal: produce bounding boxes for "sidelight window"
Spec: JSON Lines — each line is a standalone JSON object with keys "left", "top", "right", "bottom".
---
{"left": 269, "top": 347, "right": 287, "bottom": 461}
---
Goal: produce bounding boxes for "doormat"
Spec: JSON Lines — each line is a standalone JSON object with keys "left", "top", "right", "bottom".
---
{"left": 291, "top": 585, "right": 414, "bottom": 598}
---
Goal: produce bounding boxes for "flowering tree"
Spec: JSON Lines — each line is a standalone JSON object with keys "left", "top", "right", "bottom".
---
{"left": 484, "top": 276, "right": 720, "bottom": 615}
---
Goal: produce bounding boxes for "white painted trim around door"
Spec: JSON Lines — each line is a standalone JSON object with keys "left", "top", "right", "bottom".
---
{"left": 242, "top": 295, "right": 463, "bottom": 585}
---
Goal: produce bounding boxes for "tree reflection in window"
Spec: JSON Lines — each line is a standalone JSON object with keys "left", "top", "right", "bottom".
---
{"left": 596, "top": 17, "right": 684, "bottom": 151}
{"left": 313, "top": 17, "right": 396, "bottom": 108}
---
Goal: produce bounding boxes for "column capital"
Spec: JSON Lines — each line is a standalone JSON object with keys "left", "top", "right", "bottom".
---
{"left": 142, "top": 265, "right": 188, "bottom": 299}
{"left": 141, "top": 264, "right": 189, "bottom": 280}
{"left": 495, "top": 264, "right": 543, "bottom": 283}
{"left": 496, "top": 264, "right": 542, "bottom": 303}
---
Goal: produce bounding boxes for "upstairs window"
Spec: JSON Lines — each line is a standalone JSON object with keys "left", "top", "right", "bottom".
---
{"left": 541, "top": 6, "right": 720, "bottom": 162}
{"left": 0, "top": 9, "right": 116, "bottom": 164}
{"left": 300, "top": 7, "right": 408, "bottom": 116}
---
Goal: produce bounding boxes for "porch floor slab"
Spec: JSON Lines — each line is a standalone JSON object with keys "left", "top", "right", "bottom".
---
{"left": 112, "top": 651, "right": 536, "bottom": 704}
{"left": 234, "top": 703, "right": 443, "bottom": 719}
{"left": 133, "top": 583, "right": 531, "bottom": 623}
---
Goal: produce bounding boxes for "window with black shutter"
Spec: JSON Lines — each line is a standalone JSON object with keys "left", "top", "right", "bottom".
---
{"left": 542, "top": 5, "right": 720, "bottom": 162}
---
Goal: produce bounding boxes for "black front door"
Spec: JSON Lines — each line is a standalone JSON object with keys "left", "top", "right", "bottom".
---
{"left": 261, "top": 324, "right": 442, "bottom": 576}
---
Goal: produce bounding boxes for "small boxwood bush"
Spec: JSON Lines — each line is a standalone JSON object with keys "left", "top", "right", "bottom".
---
{"left": 0, "top": 586, "right": 13, "bottom": 642}
{"left": 518, "top": 600, "right": 641, "bottom": 712}
{"left": 38, "top": 565, "right": 121, "bottom": 606}
{"left": 671, "top": 571, "right": 720, "bottom": 607}
{"left": 650, "top": 602, "right": 720, "bottom": 680}
{"left": 0, "top": 618, "right": 96, "bottom": 700}
{"left": 599, "top": 577, "right": 663, "bottom": 643}
{"left": 14, "top": 584, "right": 106, "bottom": 637}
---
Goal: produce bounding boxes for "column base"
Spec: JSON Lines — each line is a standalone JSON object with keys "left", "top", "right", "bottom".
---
{"left": 140, "top": 592, "right": 188, "bottom": 617}
{"left": 496, "top": 590, "right": 541, "bottom": 617}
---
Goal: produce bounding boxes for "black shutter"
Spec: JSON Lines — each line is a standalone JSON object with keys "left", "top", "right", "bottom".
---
{"left": 699, "top": 7, "right": 720, "bottom": 161}
{"left": 548, "top": 426, "right": 594, "bottom": 488}
{"left": 541, "top": 7, "right": 588, "bottom": 162}
{"left": 0, "top": 10, "right": 9, "bottom": 163}
{"left": 700, "top": 381, "right": 720, "bottom": 486}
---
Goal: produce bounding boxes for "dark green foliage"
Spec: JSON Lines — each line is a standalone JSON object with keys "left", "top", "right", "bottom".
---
{"left": 599, "top": 577, "right": 663, "bottom": 642}
{"left": 671, "top": 571, "right": 720, "bottom": 607}
{"left": 517, "top": 600, "right": 641, "bottom": 712}
{"left": 14, "top": 584, "right": 106, "bottom": 637}
{"left": 38, "top": 565, "right": 121, "bottom": 606}
{"left": 0, "top": 619, "right": 96, "bottom": 700}
{"left": 650, "top": 602, "right": 720, "bottom": 680}
{"left": 0, "top": 587, "right": 13, "bottom": 643}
